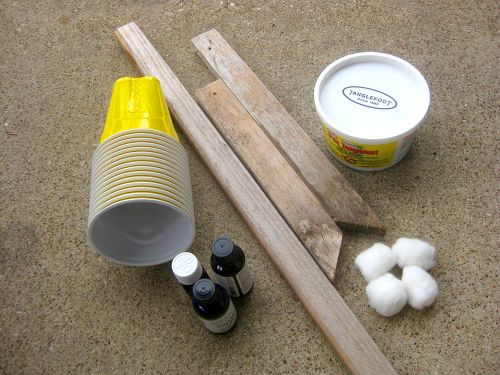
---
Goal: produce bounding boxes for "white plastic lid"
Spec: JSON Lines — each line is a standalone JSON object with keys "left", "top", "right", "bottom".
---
{"left": 314, "top": 52, "right": 430, "bottom": 142}
{"left": 172, "top": 252, "right": 203, "bottom": 285}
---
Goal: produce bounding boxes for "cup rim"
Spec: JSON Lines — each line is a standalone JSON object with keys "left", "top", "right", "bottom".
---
{"left": 90, "top": 164, "right": 191, "bottom": 192}
{"left": 94, "top": 132, "right": 185, "bottom": 160}
{"left": 94, "top": 139, "right": 185, "bottom": 163}
{"left": 90, "top": 179, "right": 192, "bottom": 210}
{"left": 91, "top": 155, "right": 190, "bottom": 182}
{"left": 91, "top": 170, "right": 190, "bottom": 197}
{"left": 89, "top": 191, "right": 194, "bottom": 225}
{"left": 92, "top": 148, "right": 188, "bottom": 175}
{"left": 99, "top": 128, "right": 180, "bottom": 147}
{"left": 90, "top": 186, "right": 193, "bottom": 215}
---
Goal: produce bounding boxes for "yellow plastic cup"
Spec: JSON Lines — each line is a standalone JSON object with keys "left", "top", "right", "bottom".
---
{"left": 100, "top": 76, "right": 179, "bottom": 143}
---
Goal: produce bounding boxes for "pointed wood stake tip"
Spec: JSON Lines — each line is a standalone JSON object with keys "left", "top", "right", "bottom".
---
{"left": 336, "top": 217, "right": 386, "bottom": 234}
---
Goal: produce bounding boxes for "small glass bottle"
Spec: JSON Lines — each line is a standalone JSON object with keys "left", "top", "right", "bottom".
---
{"left": 210, "top": 236, "right": 253, "bottom": 297}
{"left": 192, "top": 279, "right": 237, "bottom": 333}
{"left": 172, "top": 252, "right": 210, "bottom": 296}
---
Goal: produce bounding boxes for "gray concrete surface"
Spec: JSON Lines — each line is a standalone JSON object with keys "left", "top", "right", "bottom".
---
{"left": 1, "top": 1, "right": 498, "bottom": 374}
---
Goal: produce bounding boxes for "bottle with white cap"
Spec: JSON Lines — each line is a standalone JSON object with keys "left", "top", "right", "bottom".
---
{"left": 171, "top": 252, "right": 210, "bottom": 296}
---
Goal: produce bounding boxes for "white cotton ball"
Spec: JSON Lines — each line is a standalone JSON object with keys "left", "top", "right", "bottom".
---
{"left": 401, "top": 266, "right": 438, "bottom": 309}
{"left": 355, "top": 243, "right": 396, "bottom": 282}
{"left": 392, "top": 238, "right": 436, "bottom": 270}
{"left": 365, "top": 273, "right": 407, "bottom": 317}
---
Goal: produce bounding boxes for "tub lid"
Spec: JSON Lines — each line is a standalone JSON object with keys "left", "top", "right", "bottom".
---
{"left": 314, "top": 52, "right": 430, "bottom": 142}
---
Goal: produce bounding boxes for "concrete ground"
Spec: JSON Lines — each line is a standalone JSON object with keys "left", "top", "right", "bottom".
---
{"left": 1, "top": 1, "right": 498, "bottom": 374}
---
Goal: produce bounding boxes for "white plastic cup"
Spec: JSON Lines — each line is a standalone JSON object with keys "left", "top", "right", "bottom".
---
{"left": 314, "top": 52, "right": 430, "bottom": 171}
{"left": 87, "top": 129, "right": 195, "bottom": 266}
{"left": 87, "top": 199, "right": 195, "bottom": 266}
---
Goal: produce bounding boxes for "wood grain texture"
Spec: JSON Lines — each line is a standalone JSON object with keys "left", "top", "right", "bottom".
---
{"left": 191, "top": 29, "right": 385, "bottom": 234}
{"left": 195, "top": 80, "right": 342, "bottom": 281}
{"left": 115, "top": 22, "right": 396, "bottom": 375}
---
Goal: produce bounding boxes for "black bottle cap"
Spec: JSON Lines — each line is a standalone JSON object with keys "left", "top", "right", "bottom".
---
{"left": 212, "top": 236, "right": 234, "bottom": 258}
{"left": 193, "top": 279, "right": 216, "bottom": 302}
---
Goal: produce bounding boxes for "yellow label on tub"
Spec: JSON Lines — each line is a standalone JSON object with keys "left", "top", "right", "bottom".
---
{"left": 323, "top": 125, "right": 397, "bottom": 169}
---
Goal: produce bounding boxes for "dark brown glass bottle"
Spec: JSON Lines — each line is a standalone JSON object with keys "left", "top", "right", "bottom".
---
{"left": 192, "top": 279, "right": 237, "bottom": 333}
{"left": 210, "top": 236, "right": 253, "bottom": 297}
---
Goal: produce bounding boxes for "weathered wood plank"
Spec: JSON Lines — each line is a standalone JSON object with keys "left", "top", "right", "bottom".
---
{"left": 191, "top": 29, "right": 385, "bottom": 233}
{"left": 196, "top": 80, "right": 342, "bottom": 281}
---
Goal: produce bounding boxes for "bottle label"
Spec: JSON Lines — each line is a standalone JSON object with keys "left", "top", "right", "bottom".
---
{"left": 236, "top": 263, "right": 253, "bottom": 295}
{"left": 199, "top": 300, "right": 237, "bottom": 333}
{"left": 216, "top": 274, "right": 240, "bottom": 297}
{"left": 323, "top": 125, "right": 400, "bottom": 169}
{"left": 216, "top": 263, "right": 253, "bottom": 297}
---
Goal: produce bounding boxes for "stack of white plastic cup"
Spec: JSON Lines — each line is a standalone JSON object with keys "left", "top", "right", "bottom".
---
{"left": 87, "top": 77, "right": 195, "bottom": 266}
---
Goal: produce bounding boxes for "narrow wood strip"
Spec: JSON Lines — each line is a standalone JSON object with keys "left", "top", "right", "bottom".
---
{"left": 191, "top": 29, "right": 385, "bottom": 233}
{"left": 115, "top": 22, "right": 396, "bottom": 375}
{"left": 196, "top": 80, "right": 342, "bottom": 281}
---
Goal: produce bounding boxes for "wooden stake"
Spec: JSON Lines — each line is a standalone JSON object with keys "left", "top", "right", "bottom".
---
{"left": 115, "top": 22, "right": 396, "bottom": 375}
{"left": 196, "top": 80, "right": 342, "bottom": 281}
{"left": 191, "top": 29, "right": 385, "bottom": 234}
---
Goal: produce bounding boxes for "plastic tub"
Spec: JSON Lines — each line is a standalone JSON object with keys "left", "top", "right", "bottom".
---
{"left": 314, "top": 52, "right": 430, "bottom": 171}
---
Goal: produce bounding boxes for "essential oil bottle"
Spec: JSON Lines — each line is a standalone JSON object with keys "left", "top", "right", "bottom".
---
{"left": 210, "top": 236, "right": 253, "bottom": 297}
{"left": 171, "top": 252, "right": 210, "bottom": 296}
{"left": 192, "top": 279, "right": 237, "bottom": 333}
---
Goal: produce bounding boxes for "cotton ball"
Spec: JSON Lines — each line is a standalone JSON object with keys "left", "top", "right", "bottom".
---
{"left": 401, "top": 266, "right": 438, "bottom": 309}
{"left": 355, "top": 243, "right": 396, "bottom": 282}
{"left": 365, "top": 273, "right": 407, "bottom": 317}
{"left": 392, "top": 237, "right": 435, "bottom": 270}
